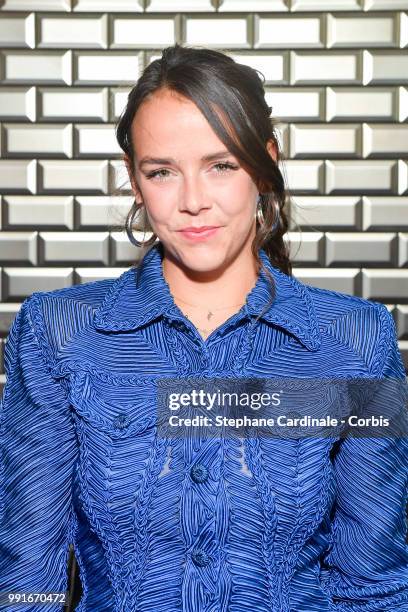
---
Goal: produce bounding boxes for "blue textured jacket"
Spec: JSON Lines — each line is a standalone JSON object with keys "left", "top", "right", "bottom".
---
{"left": 0, "top": 242, "right": 407, "bottom": 612}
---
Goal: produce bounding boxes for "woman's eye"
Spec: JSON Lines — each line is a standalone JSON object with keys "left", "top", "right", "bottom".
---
{"left": 146, "top": 169, "right": 170, "bottom": 181}
{"left": 214, "top": 162, "right": 238, "bottom": 174}
{"left": 145, "top": 162, "right": 238, "bottom": 182}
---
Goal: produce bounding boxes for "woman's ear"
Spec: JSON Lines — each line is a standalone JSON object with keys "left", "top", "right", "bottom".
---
{"left": 256, "top": 138, "right": 279, "bottom": 193}
{"left": 266, "top": 138, "right": 278, "bottom": 163}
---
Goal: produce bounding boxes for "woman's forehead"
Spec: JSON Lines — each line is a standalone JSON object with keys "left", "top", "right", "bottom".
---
{"left": 131, "top": 94, "right": 226, "bottom": 158}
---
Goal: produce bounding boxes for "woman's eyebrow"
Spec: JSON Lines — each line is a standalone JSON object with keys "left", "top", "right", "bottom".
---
{"left": 138, "top": 150, "right": 231, "bottom": 169}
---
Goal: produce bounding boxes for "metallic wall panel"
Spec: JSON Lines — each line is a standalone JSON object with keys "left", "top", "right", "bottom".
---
{"left": 362, "top": 196, "right": 408, "bottom": 229}
{"left": 74, "top": 266, "right": 127, "bottom": 282}
{"left": 38, "top": 15, "right": 108, "bottom": 49}
{"left": 295, "top": 267, "right": 359, "bottom": 294}
{"left": 1, "top": 50, "right": 72, "bottom": 84}
{"left": 148, "top": 0, "right": 215, "bottom": 11}
{"left": 290, "top": 196, "right": 360, "bottom": 228}
{"left": 363, "top": 124, "right": 408, "bottom": 157}
{"left": 0, "top": 14, "right": 35, "bottom": 48}
{"left": 397, "top": 88, "right": 407, "bottom": 121}
{"left": 185, "top": 16, "right": 249, "bottom": 46}
{"left": 3, "top": 267, "right": 74, "bottom": 299}
{"left": 325, "top": 160, "right": 398, "bottom": 193}
{"left": 256, "top": 16, "right": 323, "bottom": 48}
{"left": 74, "top": 52, "right": 142, "bottom": 85}
{"left": 366, "top": 0, "right": 408, "bottom": 8}
{"left": 325, "top": 232, "right": 396, "bottom": 265}
{"left": 0, "top": 160, "right": 36, "bottom": 192}
{"left": 368, "top": 52, "right": 408, "bottom": 83}
{"left": 109, "top": 162, "right": 129, "bottom": 195}
{"left": 326, "top": 87, "right": 396, "bottom": 120}
{"left": 74, "top": 124, "right": 121, "bottom": 157}
{"left": 284, "top": 160, "right": 325, "bottom": 192}
{"left": 396, "top": 305, "right": 408, "bottom": 338}
{"left": 291, "top": 51, "right": 362, "bottom": 84}
{"left": 292, "top": 0, "right": 361, "bottom": 8}
{"left": 0, "top": 86, "right": 36, "bottom": 120}
{"left": 111, "top": 17, "right": 176, "bottom": 47}
{"left": 1, "top": 0, "right": 70, "bottom": 10}
{"left": 398, "top": 232, "right": 408, "bottom": 266}
{"left": 111, "top": 231, "right": 144, "bottom": 264}
{"left": 0, "top": 303, "right": 20, "bottom": 334}
{"left": 111, "top": 88, "right": 132, "bottom": 120}
{"left": 38, "top": 231, "right": 109, "bottom": 264}
{"left": 73, "top": 0, "right": 143, "bottom": 11}
{"left": 39, "top": 87, "right": 109, "bottom": 121}
{"left": 37, "top": 159, "right": 109, "bottom": 193}
{"left": 3, "top": 195, "right": 74, "bottom": 229}
{"left": 287, "top": 231, "right": 324, "bottom": 264}
{"left": 326, "top": 15, "right": 398, "bottom": 48}
{"left": 229, "top": 52, "right": 288, "bottom": 83}
{"left": 362, "top": 269, "right": 408, "bottom": 300}
{"left": 265, "top": 88, "right": 323, "bottom": 120}
{"left": 76, "top": 195, "right": 131, "bottom": 228}
{"left": 1, "top": 1, "right": 407, "bottom": 378}
{"left": 290, "top": 124, "right": 360, "bottom": 157}
{"left": 0, "top": 231, "right": 37, "bottom": 264}
{"left": 4, "top": 123, "right": 73, "bottom": 157}
{"left": 219, "top": 0, "right": 289, "bottom": 11}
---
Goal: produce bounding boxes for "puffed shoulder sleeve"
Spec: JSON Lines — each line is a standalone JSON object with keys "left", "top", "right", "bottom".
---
{"left": 320, "top": 304, "right": 408, "bottom": 611}
{"left": 0, "top": 295, "right": 77, "bottom": 610}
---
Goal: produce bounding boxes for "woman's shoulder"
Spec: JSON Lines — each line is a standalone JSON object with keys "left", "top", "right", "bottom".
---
{"left": 22, "top": 267, "right": 133, "bottom": 325}
{"left": 29, "top": 272, "right": 124, "bottom": 311}
{"left": 9, "top": 272, "right": 128, "bottom": 367}
{"left": 301, "top": 278, "right": 389, "bottom": 327}
{"left": 300, "top": 281, "right": 399, "bottom": 376}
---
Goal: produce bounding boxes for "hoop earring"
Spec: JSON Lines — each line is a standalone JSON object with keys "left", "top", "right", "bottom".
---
{"left": 126, "top": 201, "right": 158, "bottom": 248}
{"left": 256, "top": 195, "right": 280, "bottom": 233}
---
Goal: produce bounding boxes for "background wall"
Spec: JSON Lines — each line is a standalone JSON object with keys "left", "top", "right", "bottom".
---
{"left": 1, "top": 0, "right": 408, "bottom": 396}
{"left": 1, "top": 1, "right": 407, "bottom": 605}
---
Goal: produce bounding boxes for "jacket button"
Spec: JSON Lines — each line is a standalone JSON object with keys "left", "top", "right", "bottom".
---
{"left": 190, "top": 464, "right": 209, "bottom": 483}
{"left": 191, "top": 549, "right": 210, "bottom": 567}
{"left": 113, "top": 414, "right": 129, "bottom": 430}
{"left": 172, "top": 320, "right": 184, "bottom": 330}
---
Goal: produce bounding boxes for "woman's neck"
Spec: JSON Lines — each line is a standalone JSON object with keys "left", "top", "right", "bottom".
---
{"left": 161, "top": 246, "right": 259, "bottom": 312}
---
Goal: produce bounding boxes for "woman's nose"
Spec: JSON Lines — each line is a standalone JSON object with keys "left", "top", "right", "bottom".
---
{"left": 179, "top": 184, "right": 211, "bottom": 214}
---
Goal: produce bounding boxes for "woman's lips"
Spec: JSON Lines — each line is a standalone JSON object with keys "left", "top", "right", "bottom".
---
{"left": 178, "top": 227, "right": 220, "bottom": 241}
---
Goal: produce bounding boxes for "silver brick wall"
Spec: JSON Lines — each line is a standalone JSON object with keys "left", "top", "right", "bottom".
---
{"left": 1, "top": 0, "right": 408, "bottom": 387}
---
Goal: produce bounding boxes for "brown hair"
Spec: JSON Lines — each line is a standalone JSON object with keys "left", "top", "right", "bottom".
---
{"left": 115, "top": 43, "right": 293, "bottom": 317}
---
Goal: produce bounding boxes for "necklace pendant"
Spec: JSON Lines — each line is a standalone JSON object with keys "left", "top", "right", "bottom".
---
{"left": 207, "top": 311, "right": 213, "bottom": 321}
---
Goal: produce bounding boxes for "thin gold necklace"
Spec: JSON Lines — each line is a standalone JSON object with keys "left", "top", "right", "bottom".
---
{"left": 172, "top": 295, "right": 246, "bottom": 337}
{"left": 172, "top": 294, "right": 245, "bottom": 322}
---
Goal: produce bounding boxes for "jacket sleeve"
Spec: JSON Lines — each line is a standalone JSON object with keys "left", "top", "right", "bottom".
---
{"left": 320, "top": 304, "right": 408, "bottom": 612}
{"left": 0, "top": 295, "right": 77, "bottom": 611}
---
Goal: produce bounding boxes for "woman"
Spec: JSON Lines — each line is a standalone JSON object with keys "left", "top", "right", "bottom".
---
{"left": 0, "top": 43, "right": 407, "bottom": 612}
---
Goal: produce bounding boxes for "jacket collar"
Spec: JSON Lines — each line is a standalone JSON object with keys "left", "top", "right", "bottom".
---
{"left": 93, "top": 242, "right": 322, "bottom": 351}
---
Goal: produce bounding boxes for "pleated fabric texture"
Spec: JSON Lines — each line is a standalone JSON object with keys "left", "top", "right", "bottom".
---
{"left": 0, "top": 242, "right": 407, "bottom": 612}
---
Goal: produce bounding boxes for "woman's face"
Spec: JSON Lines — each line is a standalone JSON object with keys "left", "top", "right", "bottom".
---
{"left": 124, "top": 87, "right": 276, "bottom": 274}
